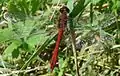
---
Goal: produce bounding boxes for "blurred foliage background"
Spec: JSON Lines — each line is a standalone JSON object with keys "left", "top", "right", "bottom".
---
{"left": 0, "top": 0, "right": 120, "bottom": 76}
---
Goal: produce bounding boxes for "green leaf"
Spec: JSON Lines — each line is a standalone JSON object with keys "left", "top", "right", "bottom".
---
{"left": 69, "top": 0, "right": 85, "bottom": 18}
{"left": 4, "top": 40, "right": 21, "bottom": 56}
{"left": 26, "top": 34, "right": 48, "bottom": 48}
{"left": 116, "top": 1, "right": 120, "bottom": 8}
{"left": 20, "top": 41, "right": 29, "bottom": 52}
{"left": 0, "top": 28, "right": 14, "bottom": 43}
{"left": 22, "top": 23, "right": 35, "bottom": 38}
{"left": 12, "top": 49, "right": 19, "bottom": 58}
{"left": 58, "top": 58, "right": 69, "bottom": 76}
{"left": 13, "top": 19, "right": 35, "bottom": 38}
{"left": 67, "top": 0, "right": 74, "bottom": 13}
{"left": 31, "top": 0, "right": 40, "bottom": 14}
{"left": 8, "top": 0, "right": 26, "bottom": 20}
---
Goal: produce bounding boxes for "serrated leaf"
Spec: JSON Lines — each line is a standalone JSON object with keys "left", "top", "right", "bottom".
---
{"left": 26, "top": 34, "right": 48, "bottom": 48}
{"left": 22, "top": 20, "right": 35, "bottom": 38}
{"left": 13, "top": 19, "right": 35, "bottom": 38}
{"left": 0, "top": 28, "right": 14, "bottom": 43}
{"left": 4, "top": 41, "right": 21, "bottom": 55}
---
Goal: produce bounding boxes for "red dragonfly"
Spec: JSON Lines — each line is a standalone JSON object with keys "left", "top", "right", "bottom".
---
{"left": 50, "top": 6, "right": 69, "bottom": 71}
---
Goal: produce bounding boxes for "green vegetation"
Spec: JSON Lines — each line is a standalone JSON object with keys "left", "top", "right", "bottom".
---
{"left": 0, "top": 0, "right": 120, "bottom": 76}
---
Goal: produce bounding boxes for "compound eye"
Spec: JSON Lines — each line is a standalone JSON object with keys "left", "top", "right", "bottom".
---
{"left": 60, "top": 6, "right": 69, "bottom": 13}
{"left": 65, "top": 7, "right": 69, "bottom": 13}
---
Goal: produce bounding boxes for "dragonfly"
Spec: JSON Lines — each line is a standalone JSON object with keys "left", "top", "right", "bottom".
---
{"left": 50, "top": 6, "right": 69, "bottom": 71}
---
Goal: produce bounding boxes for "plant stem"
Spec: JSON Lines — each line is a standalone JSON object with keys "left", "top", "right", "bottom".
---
{"left": 71, "top": 32, "right": 79, "bottom": 76}
{"left": 68, "top": 18, "right": 79, "bottom": 76}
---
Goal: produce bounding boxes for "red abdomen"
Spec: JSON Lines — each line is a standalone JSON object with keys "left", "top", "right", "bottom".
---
{"left": 50, "top": 28, "right": 64, "bottom": 71}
